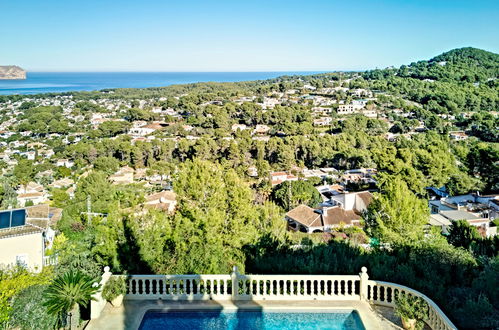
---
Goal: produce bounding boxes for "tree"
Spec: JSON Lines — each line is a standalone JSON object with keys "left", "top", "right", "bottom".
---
{"left": 93, "top": 156, "right": 120, "bottom": 174}
{"left": 43, "top": 271, "right": 99, "bottom": 327}
{"left": 124, "top": 159, "right": 285, "bottom": 274}
{"left": 364, "top": 175, "right": 428, "bottom": 243}
{"left": 13, "top": 159, "right": 35, "bottom": 185}
{"left": 447, "top": 220, "right": 481, "bottom": 249}
{"left": 93, "top": 121, "right": 131, "bottom": 138}
{"left": 271, "top": 180, "right": 322, "bottom": 211}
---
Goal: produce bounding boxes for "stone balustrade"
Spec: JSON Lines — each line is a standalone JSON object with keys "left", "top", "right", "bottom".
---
{"left": 126, "top": 274, "right": 232, "bottom": 300}
{"left": 366, "top": 280, "right": 456, "bottom": 330}
{"left": 93, "top": 266, "right": 457, "bottom": 330}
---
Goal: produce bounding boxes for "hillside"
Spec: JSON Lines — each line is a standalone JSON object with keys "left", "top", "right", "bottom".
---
{"left": 362, "top": 47, "right": 499, "bottom": 115}
{"left": 402, "top": 47, "right": 499, "bottom": 82}
{"left": 0, "top": 65, "right": 26, "bottom": 80}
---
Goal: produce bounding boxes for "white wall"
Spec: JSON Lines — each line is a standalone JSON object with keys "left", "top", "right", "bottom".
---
{"left": 0, "top": 232, "right": 44, "bottom": 272}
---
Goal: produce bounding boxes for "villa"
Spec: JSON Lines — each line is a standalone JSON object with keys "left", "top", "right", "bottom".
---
{"left": 0, "top": 205, "right": 61, "bottom": 271}
{"left": 428, "top": 192, "right": 498, "bottom": 237}
{"left": 286, "top": 191, "right": 373, "bottom": 233}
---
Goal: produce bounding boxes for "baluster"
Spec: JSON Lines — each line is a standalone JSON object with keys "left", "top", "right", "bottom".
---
{"left": 130, "top": 279, "right": 135, "bottom": 295}
{"left": 297, "top": 280, "right": 302, "bottom": 296}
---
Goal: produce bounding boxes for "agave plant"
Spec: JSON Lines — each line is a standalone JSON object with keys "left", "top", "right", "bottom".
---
{"left": 43, "top": 270, "right": 100, "bottom": 318}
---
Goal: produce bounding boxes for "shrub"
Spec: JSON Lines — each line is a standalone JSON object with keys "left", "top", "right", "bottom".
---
{"left": 102, "top": 276, "right": 127, "bottom": 301}
{"left": 43, "top": 270, "right": 100, "bottom": 325}
{"left": 395, "top": 294, "right": 429, "bottom": 329}
{"left": 10, "top": 285, "right": 58, "bottom": 330}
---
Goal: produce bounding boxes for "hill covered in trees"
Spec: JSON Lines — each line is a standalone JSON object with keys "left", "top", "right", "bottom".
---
{"left": 402, "top": 47, "right": 499, "bottom": 83}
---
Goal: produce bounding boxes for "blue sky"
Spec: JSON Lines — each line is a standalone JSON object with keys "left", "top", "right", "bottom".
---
{"left": 1, "top": 0, "right": 498, "bottom": 71}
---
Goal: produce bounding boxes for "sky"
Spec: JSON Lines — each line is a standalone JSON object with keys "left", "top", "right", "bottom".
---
{"left": 1, "top": 0, "right": 498, "bottom": 72}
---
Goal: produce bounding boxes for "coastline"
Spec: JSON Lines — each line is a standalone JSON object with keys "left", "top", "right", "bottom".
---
{"left": 0, "top": 71, "right": 326, "bottom": 95}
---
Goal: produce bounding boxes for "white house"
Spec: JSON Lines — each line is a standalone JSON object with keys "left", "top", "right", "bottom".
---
{"left": 285, "top": 191, "right": 373, "bottom": 233}
{"left": 144, "top": 191, "right": 177, "bottom": 214}
{"left": 0, "top": 206, "right": 61, "bottom": 272}
{"left": 56, "top": 159, "right": 74, "bottom": 168}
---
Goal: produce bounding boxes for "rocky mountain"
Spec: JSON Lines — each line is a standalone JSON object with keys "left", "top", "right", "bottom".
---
{"left": 0, "top": 66, "right": 26, "bottom": 79}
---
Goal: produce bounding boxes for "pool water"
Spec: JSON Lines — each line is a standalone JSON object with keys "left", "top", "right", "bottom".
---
{"left": 139, "top": 310, "right": 366, "bottom": 330}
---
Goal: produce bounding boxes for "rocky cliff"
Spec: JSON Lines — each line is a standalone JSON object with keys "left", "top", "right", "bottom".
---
{"left": 0, "top": 66, "right": 26, "bottom": 79}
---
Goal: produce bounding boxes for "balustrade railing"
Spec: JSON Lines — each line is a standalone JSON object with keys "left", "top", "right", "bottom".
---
{"left": 366, "top": 280, "right": 456, "bottom": 330}
{"left": 127, "top": 274, "right": 232, "bottom": 300}
{"left": 236, "top": 274, "right": 360, "bottom": 300}
{"left": 92, "top": 266, "right": 457, "bottom": 330}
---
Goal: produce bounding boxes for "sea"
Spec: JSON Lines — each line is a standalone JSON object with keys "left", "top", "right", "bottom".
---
{"left": 0, "top": 72, "right": 323, "bottom": 95}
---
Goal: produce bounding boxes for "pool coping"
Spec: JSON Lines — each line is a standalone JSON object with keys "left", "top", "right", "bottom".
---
{"left": 85, "top": 299, "right": 392, "bottom": 330}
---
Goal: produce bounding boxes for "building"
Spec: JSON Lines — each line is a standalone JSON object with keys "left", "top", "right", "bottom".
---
{"left": 253, "top": 124, "right": 271, "bottom": 135}
{"left": 285, "top": 191, "right": 373, "bottom": 233}
{"left": 313, "top": 117, "right": 332, "bottom": 126}
{"left": 0, "top": 206, "right": 61, "bottom": 271}
{"left": 449, "top": 131, "right": 468, "bottom": 141}
{"left": 231, "top": 124, "right": 248, "bottom": 132}
{"left": 109, "top": 166, "right": 135, "bottom": 185}
{"left": 144, "top": 191, "right": 177, "bottom": 214}
{"left": 56, "top": 159, "right": 75, "bottom": 168}
{"left": 270, "top": 171, "right": 298, "bottom": 186}
{"left": 428, "top": 192, "right": 498, "bottom": 237}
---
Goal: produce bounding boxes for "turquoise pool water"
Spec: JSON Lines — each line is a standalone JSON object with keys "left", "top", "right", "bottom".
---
{"left": 139, "top": 310, "right": 366, "bottom": 330}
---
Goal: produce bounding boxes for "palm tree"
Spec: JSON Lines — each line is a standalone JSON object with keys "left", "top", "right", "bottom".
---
{"left": 44, "top": 271, "right": 100, "bottom": 328}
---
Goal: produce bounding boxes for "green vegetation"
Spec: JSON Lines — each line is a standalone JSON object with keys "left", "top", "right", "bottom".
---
{"left": 364, "top": 175, "right": 428, "bottom": 242}
{"left": 394, "top": 294, "right": 429, "bottom": 330}
{"left": 102, "top": 276, "right": 127, "bottom": 302}
{"left": 43, "top": 271, "right": 99, "bottom": 327}
{"left": 0, "top": 267, "right": 53, "bottom": 328}
{"left": 10, "top": 285, "right": 58, "bottom": 330}
{"left": 271, "top": 180, "right": 322, "bottom": 211}
{"left": 0, "top": 47, "right": 497, "bottom": 329}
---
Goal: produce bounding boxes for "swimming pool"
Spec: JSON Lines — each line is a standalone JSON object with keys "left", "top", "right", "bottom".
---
{"left": 139, "top": 310, "right": 366, "bottom": 330}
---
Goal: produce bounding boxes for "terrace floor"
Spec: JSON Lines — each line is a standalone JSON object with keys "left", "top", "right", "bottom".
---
{"left": 85, "top": 299, "right": 403, "bottom": 330}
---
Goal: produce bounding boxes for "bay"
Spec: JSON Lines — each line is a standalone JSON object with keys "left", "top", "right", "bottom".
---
{"left": 0, "top": 71, "right": 322, "bottom": 95}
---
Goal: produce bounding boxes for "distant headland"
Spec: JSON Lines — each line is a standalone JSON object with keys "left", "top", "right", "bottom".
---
{"left": 0, "top": 65, "right": 26, "bottom": 79}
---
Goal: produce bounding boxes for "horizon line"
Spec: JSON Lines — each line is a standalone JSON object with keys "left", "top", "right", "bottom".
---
{"left": 23, "top": 68, "right": 372, "bottom": 73}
